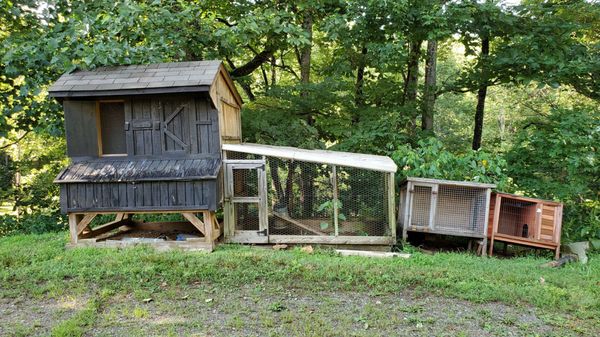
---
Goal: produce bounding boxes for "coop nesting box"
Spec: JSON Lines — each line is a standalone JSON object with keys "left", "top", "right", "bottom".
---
{"left": 488, "top": 192, "right": 563, "bottom": 258}
{"left": 398, "top": 177, "right": 495, "bottom": 254}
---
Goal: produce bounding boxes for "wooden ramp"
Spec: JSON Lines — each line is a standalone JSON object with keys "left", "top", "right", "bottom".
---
{"left": 272, "top": 213, "right": 326, "bottom": 236}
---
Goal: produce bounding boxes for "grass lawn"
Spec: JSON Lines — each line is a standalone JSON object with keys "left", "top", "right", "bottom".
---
{"left": 0, "top": 233, "right": 598, "bottom": 336}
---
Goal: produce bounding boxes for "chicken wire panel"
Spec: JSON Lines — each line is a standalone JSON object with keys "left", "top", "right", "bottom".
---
{"left": 410, "top": 185, "right": 432, "bottom": 228}
{"left": 232, "top": 168, "right": 258, "bottom": 198}
{"left": 337, "top": 166, "right": 389, "bottom": 236}
{"left": 434, "top": 185, "right": 488, "bottom": 236}
{"left": 234, "top": 203, "right": 260, "bottom": 231}
{"left": 498, "top": 199, "right": 537, "bottom": 238}
{"left": 266, "top": 157, "right": 334, "bottom": 236}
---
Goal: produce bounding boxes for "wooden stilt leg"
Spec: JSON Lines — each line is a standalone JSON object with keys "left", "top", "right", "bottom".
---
{"left": 68, "top": 213, "right": 79, "bottom": 244}
{"left": 489, "top": 237, "right": 495, "bottom": 257}
{"left": 203, "top": 211, "right": 213, "bottom": 244}
{"left": 555, "top": 245, "right": 560, "bottom": 260}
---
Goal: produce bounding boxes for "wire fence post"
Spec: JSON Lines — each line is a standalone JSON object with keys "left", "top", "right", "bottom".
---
{"left": 332, "top": 164, "right": 339, "bottom": 237}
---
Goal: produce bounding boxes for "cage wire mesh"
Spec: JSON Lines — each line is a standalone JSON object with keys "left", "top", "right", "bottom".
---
{"left": 225, "top": 150, "right": 390, "bottom": 237}
{"left": 497, "top": 199, "right": 537, "bottom": 238}
{"left": 400, "top": 180, "right": 490, "bottom": 238}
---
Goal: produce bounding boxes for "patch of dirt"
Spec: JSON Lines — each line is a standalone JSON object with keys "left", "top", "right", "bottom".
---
{"left": 0, "top": 285, "right": 592, "bottom": 336}
{"left": 0, "top": 295, "right": 89, "bottom": 336}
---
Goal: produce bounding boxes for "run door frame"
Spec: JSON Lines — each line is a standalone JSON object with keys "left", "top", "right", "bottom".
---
{"left": 223, "top": 159, "right": 269, "bottom": 243}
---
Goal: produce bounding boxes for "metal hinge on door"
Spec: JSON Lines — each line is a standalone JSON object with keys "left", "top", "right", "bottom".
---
{"left": 256, "top": 229, "right": 268, "bottom": 236}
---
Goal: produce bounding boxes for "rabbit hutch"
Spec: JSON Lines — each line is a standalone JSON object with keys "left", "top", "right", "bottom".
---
{"left": 398, "top": 177, "right": 495, "bottom": 255}
{"left": 488, "top": 192, "right": 563, "bottom": 258}
{"left": 221, "top": 143, "right": 398, "bottom": 247}
{"left": 49, "top": 60, "right": 243, "bottom": 251}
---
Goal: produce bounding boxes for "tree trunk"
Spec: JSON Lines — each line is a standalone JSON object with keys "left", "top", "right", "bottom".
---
{"left": 298, "top": 10, "right": 315, "bottom": 216}
{"left": 355, "top": 46, "right": 368, "bottom": 108}
{"left": 472, "top": 36, "right": 489, "bottom": 150}
{"left": 421, "top": 40, "right": 437, "bottom": 134}
{"left": 403, "top": 39, "right": 422, "bottom": 105}
{"left": 299, "top": 12, "right": 313, "bottom": 98}
{"left": 403, "top": 39, "right": 422, "bottom": 130}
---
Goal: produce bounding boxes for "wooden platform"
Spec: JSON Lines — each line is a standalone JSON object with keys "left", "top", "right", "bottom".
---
{"left": 67, "top": 211, "right": 221, "bottom": 252}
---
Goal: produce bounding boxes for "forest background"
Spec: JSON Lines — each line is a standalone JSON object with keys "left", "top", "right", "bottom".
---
{"left": 0, "top": 0, "right": 598, "bottom": 242}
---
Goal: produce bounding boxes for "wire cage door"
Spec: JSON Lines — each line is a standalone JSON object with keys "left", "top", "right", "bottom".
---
{"left": 223, "top": 160, "right": 268, "bottom": 243}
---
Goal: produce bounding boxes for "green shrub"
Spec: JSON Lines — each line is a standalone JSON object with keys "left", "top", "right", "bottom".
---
{"left": 390, "top": 137, "right": 512, "bottom": 189}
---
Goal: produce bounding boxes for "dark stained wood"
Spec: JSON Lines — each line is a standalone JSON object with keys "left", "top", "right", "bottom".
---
{"left": 64, "top": 100, "right": 99, "bottom": 158}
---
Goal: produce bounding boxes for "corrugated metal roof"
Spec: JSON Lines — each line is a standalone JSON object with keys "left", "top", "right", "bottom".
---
{"left": 55, "top": 158, "right": 221, "bottom": 183}
{"left": 48, "top": 61, "right": 222, "bottom": 96}
{"left": 223, "top": 143, "right": 398, "bottom": 173}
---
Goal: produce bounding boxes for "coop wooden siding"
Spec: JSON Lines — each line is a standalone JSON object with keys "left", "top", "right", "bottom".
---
{"left": 60, "top": 180, "right": 217, "bottom": 213}
{"left": 64, "top": 100, "right": 99, "bottom": 158}
{"left": 124, "top": 96, "right": 220, "bottom": 157}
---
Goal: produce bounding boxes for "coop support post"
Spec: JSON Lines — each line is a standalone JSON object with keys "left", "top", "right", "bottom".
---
{"left": 403, "top": 182, "right": 412, "bottom": 242}
{"left": 68, "top": 213, "right": 81, "bottom": 244}
{"left": 332, "top": 165, "right": 339, "bottom": 237}
{"left": 429, "top": 184, "right": 438, "bottom": 231}
{"left": 489, "top": 195, "right": 502, "bottom": 256}
{"left": 481, "top": 188, "right": 492, "bottom": 257}
{"left": 388, "top": 172, "right": 396, "bottom": 242}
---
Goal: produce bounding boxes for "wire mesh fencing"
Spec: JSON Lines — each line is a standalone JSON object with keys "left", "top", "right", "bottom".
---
{"left": 226, "top": 151, "right": 392, "bottom": 238}
{"left": 399, "top": 178, "right": 493, "bottom": 239}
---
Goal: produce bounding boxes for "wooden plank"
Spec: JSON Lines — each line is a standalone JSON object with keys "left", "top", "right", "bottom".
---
{"left": 225, "top": 230, "right": 269, "bottom": 244}
{"left": 68, "top": 213, "right": 79, "bottom": 244}
{"left": 332, "top": 165, "right": 339, "bottom": 237}
{"left": 181, "top": 212, "right": 206, "bottom": 236}
{"left": 492, "top": 233, "right": 558, "bottom": 250}
{"left": 272, "top": 213, "right": 326, "bottom": 236}
{"left": 79, "top": 215, "right": 130, "bottom": 239}
{"left": 203, "top": 211, "right": 214, "bottom": 243}
{"left": 335, "top": 249, "right": 410, "bottom": 259}
{"left": 481, "top": 188, "right": 492, "bottom": 257}
{"left": 269, "top": 235, "right": 393, "bottom": 245}
{"left": 76, "top": 213, "right": 97, "bottom": 235}
{"left": 70, "top": 239, "right": 214, "bottom": 252}
{"left": 388, "top": 172, "right": 397, "bottom": 242}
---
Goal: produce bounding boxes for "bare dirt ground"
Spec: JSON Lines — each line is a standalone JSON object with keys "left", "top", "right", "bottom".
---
{"left": 0, "top": 283, "right": 584, "bottom": 337}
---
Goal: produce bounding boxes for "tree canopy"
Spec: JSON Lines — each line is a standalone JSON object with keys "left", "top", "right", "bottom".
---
{"left": 0, "top": 0, "right": 598, "bottom": 241}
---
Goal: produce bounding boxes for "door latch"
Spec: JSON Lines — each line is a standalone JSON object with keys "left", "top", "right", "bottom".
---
{"left": 256, "top": 229, "right": 268, "bottom": 236}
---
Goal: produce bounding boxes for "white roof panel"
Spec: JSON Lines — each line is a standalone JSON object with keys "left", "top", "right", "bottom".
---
{"left": 223, "top": 143, "right": 397, "bottom": 173}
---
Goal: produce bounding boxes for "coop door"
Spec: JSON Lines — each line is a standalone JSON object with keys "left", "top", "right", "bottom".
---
{"left": 408, "top": 183, "right": 438, "bottom": 230}
{"left": 223, "top": 160, "right": 268, "bottom": 243}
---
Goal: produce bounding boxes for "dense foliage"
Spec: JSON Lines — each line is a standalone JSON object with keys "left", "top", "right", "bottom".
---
{"left": 0, "top": 0, "right": 598, "bottom": 241}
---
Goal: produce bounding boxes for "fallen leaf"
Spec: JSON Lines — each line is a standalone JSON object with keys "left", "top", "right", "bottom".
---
{"left": 273, "top": 244, "right": 288, "bottom": 251}
{"left": 363, "top": 322, "right": 369, "bottom": 330}
{"left": 142, "top": 298, "right": 153, "bottom": 303}
{"left": 179, "top": 295, "right": 189, "bottom": 300}
{"left": 539, "top": 277, "right": 545, "bottom": 284}
{"left": 205, "top": 298, "right": 213, "bottom": 303}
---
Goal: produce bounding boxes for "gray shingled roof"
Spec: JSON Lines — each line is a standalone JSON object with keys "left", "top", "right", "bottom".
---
{"left": 55, "top": 158, "right": 222, "bottom": 183}
{"left": 48, "top": 60, "right": 222, "bottom": 96}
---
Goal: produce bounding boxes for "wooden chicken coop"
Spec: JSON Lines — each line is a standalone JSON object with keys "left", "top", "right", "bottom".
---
{"left": 398, "top": 177, "right": 495, "bottom": 255}
{"left": 49, "top": 60, "right": 243, "bottom": 251}
{"left": 49, "top": 60, "right": 399, "bottom": 251}
{"left": 488, "top": 192, "right": 563, "bottom": 258}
